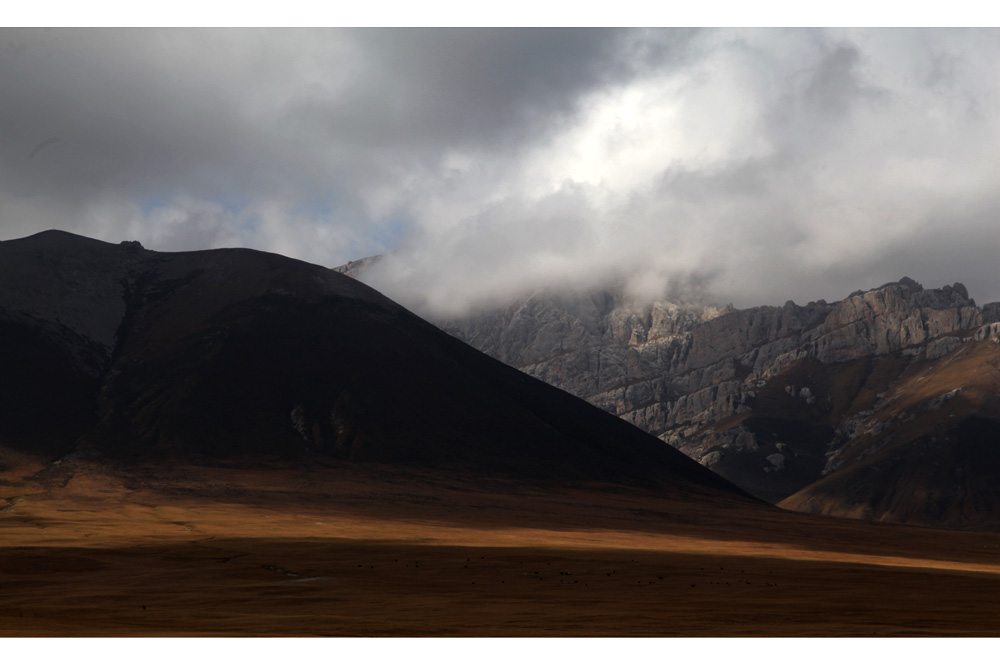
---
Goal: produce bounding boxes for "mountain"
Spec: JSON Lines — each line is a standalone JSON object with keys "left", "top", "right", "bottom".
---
{"left": 8, "top": 231, "right": 1000, "bottom": 636}
{"left": 339, "top": 261, "right": 1000, "bottom": 529}
{"left": 0, "top": 230, "right": 749, "bottom": 499}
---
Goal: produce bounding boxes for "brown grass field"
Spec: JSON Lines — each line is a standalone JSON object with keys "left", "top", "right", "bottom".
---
{"left": 3, "top": 452, "right": 1000, "bottom": 637}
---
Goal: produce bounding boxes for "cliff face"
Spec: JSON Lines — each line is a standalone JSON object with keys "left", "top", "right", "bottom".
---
{"left": 417, "top": 275, "right": 1000, "bottom": 527}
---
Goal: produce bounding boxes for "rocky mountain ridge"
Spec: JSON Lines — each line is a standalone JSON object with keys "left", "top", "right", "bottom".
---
{"left": 340, "top": 259, "right": 1000, "bottom": 528}
{"left": 440, "top": 277, "right": 990, "bottom": 429}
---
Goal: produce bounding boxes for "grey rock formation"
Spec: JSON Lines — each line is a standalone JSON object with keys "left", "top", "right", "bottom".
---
{"left": 338, "top": 270, "right": 992, "bottom": 504}
{"left": 331, "top": 254, "right": 383, "bottom": 279}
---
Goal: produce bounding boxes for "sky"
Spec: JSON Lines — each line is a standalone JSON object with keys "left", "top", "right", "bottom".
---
{"left": 4, "top": 25, "right": 1000, "bottom": 317}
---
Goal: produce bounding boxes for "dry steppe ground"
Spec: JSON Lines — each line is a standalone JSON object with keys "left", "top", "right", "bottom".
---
{"left": 2, "top": 450, "right": 1000, "bottom": 637}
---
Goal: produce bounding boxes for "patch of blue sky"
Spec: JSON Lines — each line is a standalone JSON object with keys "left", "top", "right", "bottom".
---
{"left": 138, "top": 193, "right": 251, "bottom": 217}
{"left": 235, "top": 214, "right": 259, "bottom": 242}
{"left": 138, "top": 194, "right": 172, "bottom": 215}
{"left": 288, "top": 196, "right": 411, "bottom": 253}
{"left": 366, "top": 215, "right": 410, "bottom": 252}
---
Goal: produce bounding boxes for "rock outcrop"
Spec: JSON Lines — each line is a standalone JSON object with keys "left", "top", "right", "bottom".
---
{"left": 370, "top": 272, "right": 998, "bottom": 523}
{"left": 331, "top": 254, "right": 1000, "bottom": 528}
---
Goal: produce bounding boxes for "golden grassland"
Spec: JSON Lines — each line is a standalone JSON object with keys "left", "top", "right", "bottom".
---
{"left": 2, "top": 453, "right": 1000, "bottom": 636}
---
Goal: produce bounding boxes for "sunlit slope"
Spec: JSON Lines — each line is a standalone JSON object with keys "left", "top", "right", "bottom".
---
{"left": 782, "top": 338, "right": 1000, "bottom": 528}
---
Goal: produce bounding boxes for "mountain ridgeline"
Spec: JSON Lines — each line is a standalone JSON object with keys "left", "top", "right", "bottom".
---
{"left": 339, "top": 257, "right": 1000, "bottom": 530}
{"left": 0, "top": 230, "right": 751, "bottom": 500}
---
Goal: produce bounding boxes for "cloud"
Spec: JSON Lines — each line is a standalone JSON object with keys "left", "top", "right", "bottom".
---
{"left": 0, "top": 28, "right": 645, "bottom": 265}
{"left": 3, "top": 28, "right": 1000, "bottom": 317}
{"left": 365, "top": 28, "right": 1000, "bottom": 315}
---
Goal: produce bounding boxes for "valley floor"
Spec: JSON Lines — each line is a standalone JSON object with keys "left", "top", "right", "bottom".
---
{"left": 2, "top": 455, "right": 1000, "bottom": 636}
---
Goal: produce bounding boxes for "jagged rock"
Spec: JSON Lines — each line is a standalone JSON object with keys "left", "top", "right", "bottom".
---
{"left": 927, "top": 388, "right": 961, "bottom": 411}
{"left": 925, "top": 337, "right": 963, "bottom": 360}
{"left": 337, "top": 261, "right": 1000, "bottom": 523}
{"left": 765, "top": 453, "right": 786, "bottom": 472}
{"left": 974, "top": 322, "right": 1000, "bottom": 342}
{"left": 981, "top": 302, "right": 1000, "bottom": 324}
{"left": 331, "top": 254, "right": 383, "bottom": 278}
{"left": 428, "top": 277, "right": 996, "bottom": 504}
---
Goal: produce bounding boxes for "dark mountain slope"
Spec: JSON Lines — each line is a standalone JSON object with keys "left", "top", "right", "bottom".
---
{"left": 0, "top": 231, "right": 131, "bottom": 456}
{"left": 0, "top": 231, "right": 749, "bottom": 497}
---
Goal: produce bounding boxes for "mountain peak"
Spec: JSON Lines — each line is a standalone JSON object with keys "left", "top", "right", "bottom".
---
{"left": 0, "top": 230, "right": 748, "bottom": 499}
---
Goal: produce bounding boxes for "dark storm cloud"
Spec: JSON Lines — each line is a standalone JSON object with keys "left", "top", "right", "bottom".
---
{"left": 287, "top": 28, "right": 639, "bottom": 151}
{"left": 0, "top": 27, "right": 667, "bottom": 265}
{"left": 4, "top": 27, "right": 1000, "bottom": 316}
